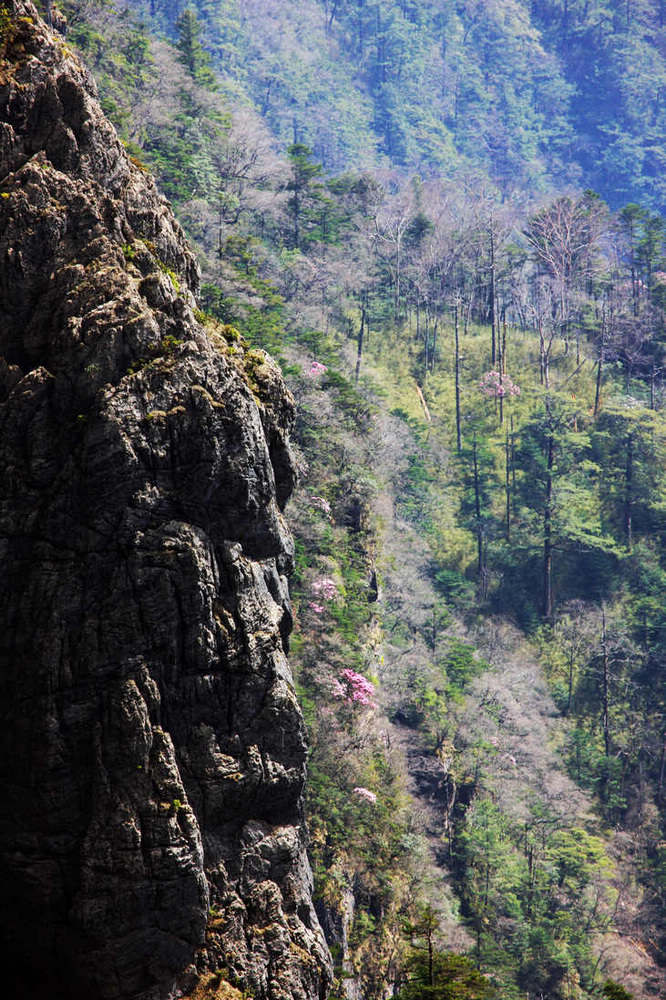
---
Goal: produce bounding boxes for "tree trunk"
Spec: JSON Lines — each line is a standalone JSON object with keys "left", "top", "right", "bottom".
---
{"left": 567, "top": 647, "right": 575, "bottom": 715}
{"left": 505, "top": 430, "right": 511, "bottom": 540}
{"left": 428, "top": 932, "right": 434, "bottom": 988}
{"left": 511, "top": 414, "right": 516, "bottom": 493}
{"left": 497, "top": 328, "right": 504, "bottom": 426}
{"left": 261, "top": 78, "right": 273, "bottom": 116}
{"left": 489, "top": 226, "right": 496, "bottom": 365}
{"left": 292, "top": 189, "right": 300, "bottom": 249}
{"left": 473, "top": 436, "right": 484, "bottom": 582}
{"left": 594, "top": 324, "right": 604, "bottom": 417}
{"left": 624, "top": 433, "right": 633, "bottom": 551}
{"left": 501, "top": 310, "right": 507, "bottom": 374}
{"left": 430, "top": 320, "right": 438, "bottom": 372}
{"left": 543, "top": 432, "right": 554, "bottom": 621}
{"left": 601, "top": 607, "right": 610, "bottom": 759}
{"left": 455, "top": 303, "right": 462, "bottom": 454}
{"left": 327, "top": 0, "right": 339, "bottom": 32}
{"left": 355, "top": 300, "right": 366, "bottom": 385}
{"left": 576, "top": 324, "right": 580, "bottom": 366}
{"left": 394, "top": 236, "right": 401, "bottom": 320}
{"left": 538, "top": 317, "right": 546, "bottom": 387}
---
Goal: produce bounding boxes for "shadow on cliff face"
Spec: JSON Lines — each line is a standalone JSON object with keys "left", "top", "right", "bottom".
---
{"left": 0, "top": 3, "right": 331, "bottom": 998}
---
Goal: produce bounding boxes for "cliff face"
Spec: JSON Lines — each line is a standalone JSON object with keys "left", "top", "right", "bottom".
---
{"left": 0, "top": 4, "right": 331, "bottom": 998}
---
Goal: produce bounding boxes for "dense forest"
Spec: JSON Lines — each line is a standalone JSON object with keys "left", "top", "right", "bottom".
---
{"left": 46, "top": 0, "right": 666, "bottom": 997}
{"left": 127, "top": 0, "right": 666, "bottom": 213}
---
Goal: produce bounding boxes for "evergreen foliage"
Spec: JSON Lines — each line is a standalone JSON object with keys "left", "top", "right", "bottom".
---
{"left": 129, "top": 0, "right": 666, "bottom": 211}
{"left": 175, "top": 7, "right": 216, "bottom": 87}
{"left": 397, "top": 950, "right": 493, "bottom": 1000}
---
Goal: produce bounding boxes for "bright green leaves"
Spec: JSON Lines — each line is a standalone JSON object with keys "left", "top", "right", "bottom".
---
{"left": 399, "top": 637, "right": 487, "bottom": 742}
{"left": 456, "top": 801, "right": 614, "bottom": 996}
{"left": 592, "top": 401, "right": 666, "bottom": 551}
{"left": 547, "top": 828, "right": 611, "bottom": 891}
{"left": 398, "top": 951, "right": 494, "bottom": 1000}
{"left": 602, "top": 981, "right": 635, "bottom": 1000}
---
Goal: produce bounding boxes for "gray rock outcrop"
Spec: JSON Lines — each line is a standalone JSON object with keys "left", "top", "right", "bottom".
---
{"left": 0, "top": 4, "right": 331, "bottom": 997}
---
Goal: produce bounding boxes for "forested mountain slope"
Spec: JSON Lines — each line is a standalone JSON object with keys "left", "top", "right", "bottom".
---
{"left": 4, "top": 0, "right": 666, "bottom": 998}
{"left": 129, "top": 0, "right": 666, "bottom": 212}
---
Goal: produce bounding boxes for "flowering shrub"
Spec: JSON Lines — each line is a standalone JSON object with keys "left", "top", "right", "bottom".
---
{"left": 352, "top": 786, "right": 377, "bottom": 805}
{"left": 334, "top": 668, "right": 376, "bottom": 706}
{"left": 330, "top": 678, "right": 346, "bottom": 698}
{"left": 479, "top": 370, "right": 520, "bottom": 398}
{"left": 308, "top": 601, "right": 325, "bottom": 614}
{"left": 307, "top": 360, "right": 327, "bottom": 378}
{"left": 310, "top": 495, "right": 332, "bottom": 516}
{"left": 312, "top": 576, "right": 339, "bottom": 601}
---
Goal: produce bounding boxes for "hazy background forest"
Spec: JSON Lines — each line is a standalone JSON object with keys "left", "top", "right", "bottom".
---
{"left": 53, "top": 0, "right": 666, "bottom": 997}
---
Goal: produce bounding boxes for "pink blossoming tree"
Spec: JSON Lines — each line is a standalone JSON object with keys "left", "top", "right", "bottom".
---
{"left": 352, "top": 786, "right": 377, "bottom": 804}
{"left": 333, "top": 668, "right": 376, "bottom": 707}
{"left": 310, "top": 495, "right": 332, "bottom": 517}
{"left": 312, "top": 576, "right": 339, "bottom": 601}
{"left": 479, "top": 370, "right": 520, "bottom": 398}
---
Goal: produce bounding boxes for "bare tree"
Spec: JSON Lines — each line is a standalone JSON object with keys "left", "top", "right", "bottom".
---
{"left": 524, "top": 193, "right": 609, "bottom": 353}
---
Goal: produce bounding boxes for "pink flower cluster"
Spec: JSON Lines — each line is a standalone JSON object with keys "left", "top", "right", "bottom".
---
{"left": 310, "top": 495, "right": 332, "bottom": 516}
{"left": 352, "top": 786, "right": 377, "bottom": 805}
{"left": 479, "top": 371, "right": 520, "bottom": 398}
{"left": 334, "top": 668, "right": 376, "bottom": 706}
{"left": 307, "top": 361, "right": 327, "bottom": 378}
{"left": 308, "top": 602, "right": 325, "bottom": 614}
{"left": 312, "top": 577, "right": 338, "bottom": 601}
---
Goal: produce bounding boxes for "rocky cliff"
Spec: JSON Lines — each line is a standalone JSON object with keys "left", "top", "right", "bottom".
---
{"left": 0, "top": 4, "right": 331, "bottom": 997}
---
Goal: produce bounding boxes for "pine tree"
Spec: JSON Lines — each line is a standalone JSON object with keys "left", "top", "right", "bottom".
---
{"left": 175, "top": 8, "right": 216, "bottom": 88}
{"left": 286, "top": 143, "right": 324, "bottom": 249}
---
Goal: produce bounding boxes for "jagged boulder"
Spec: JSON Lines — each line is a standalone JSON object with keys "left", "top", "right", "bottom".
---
{"left": 0, "top": 4, "right": 331, "bottom": 997}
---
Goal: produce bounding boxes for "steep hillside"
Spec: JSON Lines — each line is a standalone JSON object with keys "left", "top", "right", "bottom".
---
{"left": 0, "top": 4, "right": 330, "bottom": 997}
{"left": 131, "top": 0, "right": 666, "bottom": 210}
{"left": 283, "top": 345, "right": 665, "bottom": 999}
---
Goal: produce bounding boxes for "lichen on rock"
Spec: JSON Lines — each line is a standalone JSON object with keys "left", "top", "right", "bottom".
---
{"left": 0, "top": 3, "right": 331, "bottom": 997}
